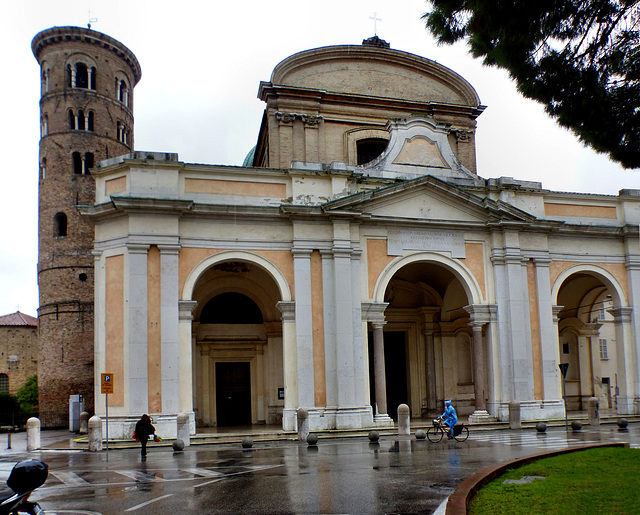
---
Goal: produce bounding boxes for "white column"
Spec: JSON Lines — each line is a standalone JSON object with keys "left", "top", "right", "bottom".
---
{"left": 292, "top": 248, "right": 315, "bottom": 408}
{"left": 277, "top": 301, "right": 297, "bottom": 430}
{"left": 127, "top": 244, "right": 149, "bottom": 415}
{"left": 321, "top": 250, "right": 337, "bottom": 408}
{"left": 625, "top": 256, "right": 640, "bottom": 413}
{"left": 491, "top": 233, "right": 534, "bottom": 402}
{"left": 610, "top": 307, "right": 636, "bottom": 413}
{"left": 534, "top": 257, "right": 563, "bottom": 400}
{"left": 465, "top": 304, "right": 492, "bottom": 423}
{"left": 159, "top": 244, "right": 181, "bottom": 414}
{"left": 334, "top": 246, "right": 355, "bottom": 408}
{"left": 178, "top": 300, "right": 197, "bottom": 428}
{"left": 372, "top": 323, "right": 387, "bottom": 416}
{"left": 351, "top": 249, "right": 366, "bottom": 407}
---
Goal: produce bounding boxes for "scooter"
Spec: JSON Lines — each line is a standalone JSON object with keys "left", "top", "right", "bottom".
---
{"left": 0, "top": 459, "right": 48, "bottom": 515}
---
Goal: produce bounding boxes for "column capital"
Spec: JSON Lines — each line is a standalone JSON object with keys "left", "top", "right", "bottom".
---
{"left": 463, "top": 304, "right": 492, "bottom": 325}
{"left": 291, "top": 247, "right": 313, "bottom": 257}
{"left": 609, "top": 306, "right": 633, "bottom": 324}
{"left": 361, "top": 302, "right": 389, "bottom": 324}
{"left": 552, "top": 305, "right": 564, "bottom": 323}
{"left": 276, "top": 301, "right": 296, "bottom": 322}
{"left": 625, "top": 256, "right": 640, "bottom": 270}
{"left": 126, "top": 243, "right": 150, "bottom": 254}
{"left": 158, "top": 244, "right": 181, "bottom": 255}
{"left": 178, "top": 300, "right": 198, "bottom": 321}
{"left": 532, "top": 256, "right": 552, "bottom": 267}
{"left": 274, "top": 111, "right": 297, "bottom": 124}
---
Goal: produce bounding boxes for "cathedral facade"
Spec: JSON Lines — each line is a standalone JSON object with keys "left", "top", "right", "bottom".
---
{"left": 36, "top": 28, "right": 640, "bottom": 437}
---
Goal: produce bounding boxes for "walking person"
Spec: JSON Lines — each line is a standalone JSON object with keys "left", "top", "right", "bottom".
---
{"left": 134, "top": 414, "right": 156, "bottom": 460}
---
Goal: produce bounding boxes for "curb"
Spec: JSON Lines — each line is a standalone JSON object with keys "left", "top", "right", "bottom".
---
{"left": 445, "top": 442, "right": 629, "bottom": 515}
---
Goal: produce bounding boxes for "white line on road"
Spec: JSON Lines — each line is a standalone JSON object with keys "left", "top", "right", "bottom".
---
{"left": 50, "top": 471, "right": 91, "bottom": 486}
{"left": 125, "top": 494, "right": 173, "bottom": 512}
{"left": 115, "top": 470, "right": 165, "bottom": 482}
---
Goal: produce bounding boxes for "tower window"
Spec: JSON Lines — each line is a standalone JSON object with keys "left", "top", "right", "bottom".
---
{"left": 117, "top": 121, "right": 129, "bottom": 145}
{"left": 0, "top": 374, "right": 8, "bottom": 394}
{"left": 75, "top": 63, "right": 88, "bottom": 89}
{"left": 41, "top": 115, "right": 48, "bottom": 137}
{"left": 85, "top": 152, "right": 94, "bottom": 172}
{"left": 40, "top": 158, "right": 47, "bottom": 180}
{"left": 54, "top": 212, "right": 68, "bottom": 237}
{"left": 72, "top": 152, "right": 82, "bottom": 174}
{"left": 87, "top": 111, "right": 94, "bottom": 131}
{"left": 357, "top": 138, "right": 388, "bottom": 165}
{"left": 69, "top": 62, "right": 96, "bottom": 90}
{"left": 77, "top": 110, "right": 85, "bottom": 131}
{"left": 116, "top": 78, "right": 129, "bottom": 106}
{"left": 69, "top": 110, "right": 75, "bottom": 130}
{"left": 41, "top": 67, "right": 50, "bottom": 95}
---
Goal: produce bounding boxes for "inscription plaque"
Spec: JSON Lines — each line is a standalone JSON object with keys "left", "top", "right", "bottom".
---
{"left": 387, "top": 229, "right": 465, "bottom": 258}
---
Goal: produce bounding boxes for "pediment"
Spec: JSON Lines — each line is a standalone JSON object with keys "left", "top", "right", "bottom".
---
{"left": 323, "top": 175, "right": 537, "bottom": 224}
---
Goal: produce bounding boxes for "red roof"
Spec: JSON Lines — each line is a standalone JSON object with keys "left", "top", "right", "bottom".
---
{"left": 0, "top": 311, "right": 38, "bottom": 327}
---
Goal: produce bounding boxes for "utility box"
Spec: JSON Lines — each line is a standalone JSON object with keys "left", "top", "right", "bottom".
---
{"left": 69, "top": 394, "right": 84, "bottom": 432}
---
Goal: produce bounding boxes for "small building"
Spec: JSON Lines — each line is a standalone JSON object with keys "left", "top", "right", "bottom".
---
{"left": 0, "top": 312, "right": 38, "bottom": 395}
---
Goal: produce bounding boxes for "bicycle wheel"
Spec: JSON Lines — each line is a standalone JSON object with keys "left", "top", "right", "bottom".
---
{"left": 454, "top": 425, "right": 469, "bottom": 442}
{"left": 426, "top": 426, "right": 444, "bottom": 443}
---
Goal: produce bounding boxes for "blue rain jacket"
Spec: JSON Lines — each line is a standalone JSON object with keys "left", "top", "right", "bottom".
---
{"left": 441, "top": 401, "right": 458, "bottom": 429}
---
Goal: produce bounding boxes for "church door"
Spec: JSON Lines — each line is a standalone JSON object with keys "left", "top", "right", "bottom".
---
{"left": 216, "top": 362, "right": 252, "bottom": 426}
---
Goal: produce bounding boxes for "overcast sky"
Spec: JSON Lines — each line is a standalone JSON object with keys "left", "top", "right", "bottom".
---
{"left": 2, "top": 0, "right": 639, "bottom": 317}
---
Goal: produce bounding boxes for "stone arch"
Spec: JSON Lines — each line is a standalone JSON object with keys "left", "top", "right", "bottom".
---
{"left": 551, "top": 264, "right": 627, "bottom": 308}
{"left": 372, "top": 252, "right": 483, "bottom": 305}
{"left": 182, "top": 250, "right": 292, "bottom": 303}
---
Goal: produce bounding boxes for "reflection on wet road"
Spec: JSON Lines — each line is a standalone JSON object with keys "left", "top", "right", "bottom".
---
{"left": 2, "top": 425, "right": 637, "bottom": 514}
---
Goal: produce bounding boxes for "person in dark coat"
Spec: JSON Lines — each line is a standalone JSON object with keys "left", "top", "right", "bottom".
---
{"left": 134, "top": 414, "right": 155, "bottom": 459}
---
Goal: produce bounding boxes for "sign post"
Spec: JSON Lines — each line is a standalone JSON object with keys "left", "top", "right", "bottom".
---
{"left": 558, "top": 363, "right": 569, "bottom": 431}
{"left": 101, "top": 373, "right": 114, "bottom": 451}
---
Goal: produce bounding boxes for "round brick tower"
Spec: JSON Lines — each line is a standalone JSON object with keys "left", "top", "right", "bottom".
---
{"left": 32, "top": 27, "right": 141, "bottom": 427}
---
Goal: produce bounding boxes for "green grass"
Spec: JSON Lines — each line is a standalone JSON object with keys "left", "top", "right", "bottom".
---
{"left": 468, "top": 447, "right": 640, "bottom": 515}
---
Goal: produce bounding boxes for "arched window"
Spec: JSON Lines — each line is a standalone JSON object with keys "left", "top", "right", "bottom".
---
{"left": 85, "top": 152, "right": 94, "bottom": 172}
{"left": 356, "top": 138, "right": 388, "bottom": 165}
{"left": 41, "top": 115, "right": 49, "bottom": 137}
{"left": 54, "top": 212, "right": 67, "bottom": 237}
{"left": 199, "top": 292, "right": 264, "bottom": 324}
{"left": 75, "top": 63, "right": 88, "bottom": 89}
{"left": 69, "top": 110, "right": 75, "bottom": 130}
{"left": 90, "top": 67, "right": 96, "bottom": 90}
{"left": 41, "top": 66, "right": 50, "bottom": 94}
{"left": 77, "top": 110, "right": 85, "bottom": 131}
{"left": 87, "top": 111, "right": 94, "bottom": 131}
{"left": 0, "top": 374, "right": 8, "bottom": 394}
{"left": 72, "top": 152, "right": 82, "bottom": 174}
{"left": 40, "top": 158, "right": 47, "bottom": 180}
{"left": 116, "top": 78, "right": 129, "bottom": 106}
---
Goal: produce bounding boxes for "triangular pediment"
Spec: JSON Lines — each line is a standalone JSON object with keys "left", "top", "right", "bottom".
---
{"left": 323, "top": 175, "right": 537, "bottom": 224}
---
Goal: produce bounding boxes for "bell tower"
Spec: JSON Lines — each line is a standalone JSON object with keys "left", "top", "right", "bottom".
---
{"left": 32, "top": 27, "right": 141, "bottom": 426}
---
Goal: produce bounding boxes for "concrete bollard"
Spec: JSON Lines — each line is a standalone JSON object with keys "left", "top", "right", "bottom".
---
{"left": 509, "top": 401, "right": 521, "bottom": 430}
{"left": 397, "top": 404, "right": 410, "bottom": 436}
{"left": 79, "top": 411, "right": 89, "bottom": 434}
{"left": 588, "top": 397, "right": 600, "bottom": 426}
{"left": 297, "top": 408, "right": 309, "bottom": 441}
{"left": 177, "top": 412, "right": 191, "bottom": 447}
{"left": 26, "top": 417, "right": 41, "bottom": 451}
{"left": 88, "top": 415, "right": 103, "bottom": 452}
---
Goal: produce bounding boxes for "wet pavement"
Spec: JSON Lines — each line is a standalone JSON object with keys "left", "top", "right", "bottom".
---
{"left": 0, "top": 424, "right": 638, "bottom": 514}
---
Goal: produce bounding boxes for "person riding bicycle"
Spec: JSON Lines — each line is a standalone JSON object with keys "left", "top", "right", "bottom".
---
{"left": 440, "top": 400, "right": 458, "bottom": 439}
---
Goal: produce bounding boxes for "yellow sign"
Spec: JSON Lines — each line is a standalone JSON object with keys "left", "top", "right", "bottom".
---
{"left": 101, "top": 373, "right": 114, "bottom": 394}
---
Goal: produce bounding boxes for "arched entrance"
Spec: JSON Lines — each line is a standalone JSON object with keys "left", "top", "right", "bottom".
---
{"left": 370, "top": 254, "right": 487, "bottom": 420}
{"left": 187, "top": 255, "right": 288, "bottom": 427}
{"left": 555, "top": 267, "right": 629, "bottom": 413}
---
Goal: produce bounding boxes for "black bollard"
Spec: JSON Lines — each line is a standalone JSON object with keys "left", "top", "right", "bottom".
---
{"left": 7, "top": 432, "right": 11, "bottom": 449}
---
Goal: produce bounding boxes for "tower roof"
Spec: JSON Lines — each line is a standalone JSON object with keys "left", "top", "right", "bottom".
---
{"left": 0, "top": 311, "right": 38, "bottom": 327}
{"left": 32, "top": 26, "right": 142, "bottom": 85}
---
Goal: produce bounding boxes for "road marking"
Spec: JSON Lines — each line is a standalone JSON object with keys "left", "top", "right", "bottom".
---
{"left": 125, "top": 494, "right": 173, "bottom": 512}
{"left": 182, "top": 467, "right": 224, "bottom": 478}
{"left": 114, "top": 470, "right": 165, "bottom": 482}
{"left": 50, "top": 471, "right": 91, "bottom": 486}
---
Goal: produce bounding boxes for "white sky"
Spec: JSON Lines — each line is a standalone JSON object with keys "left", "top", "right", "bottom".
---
{"left": 2, "top": 0, "right": 639, "bottom": 317}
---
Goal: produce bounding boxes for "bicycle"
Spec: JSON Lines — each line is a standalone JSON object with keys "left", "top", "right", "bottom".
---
{"left": 426, "top": 417, "right": 469, "bottom": 442}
